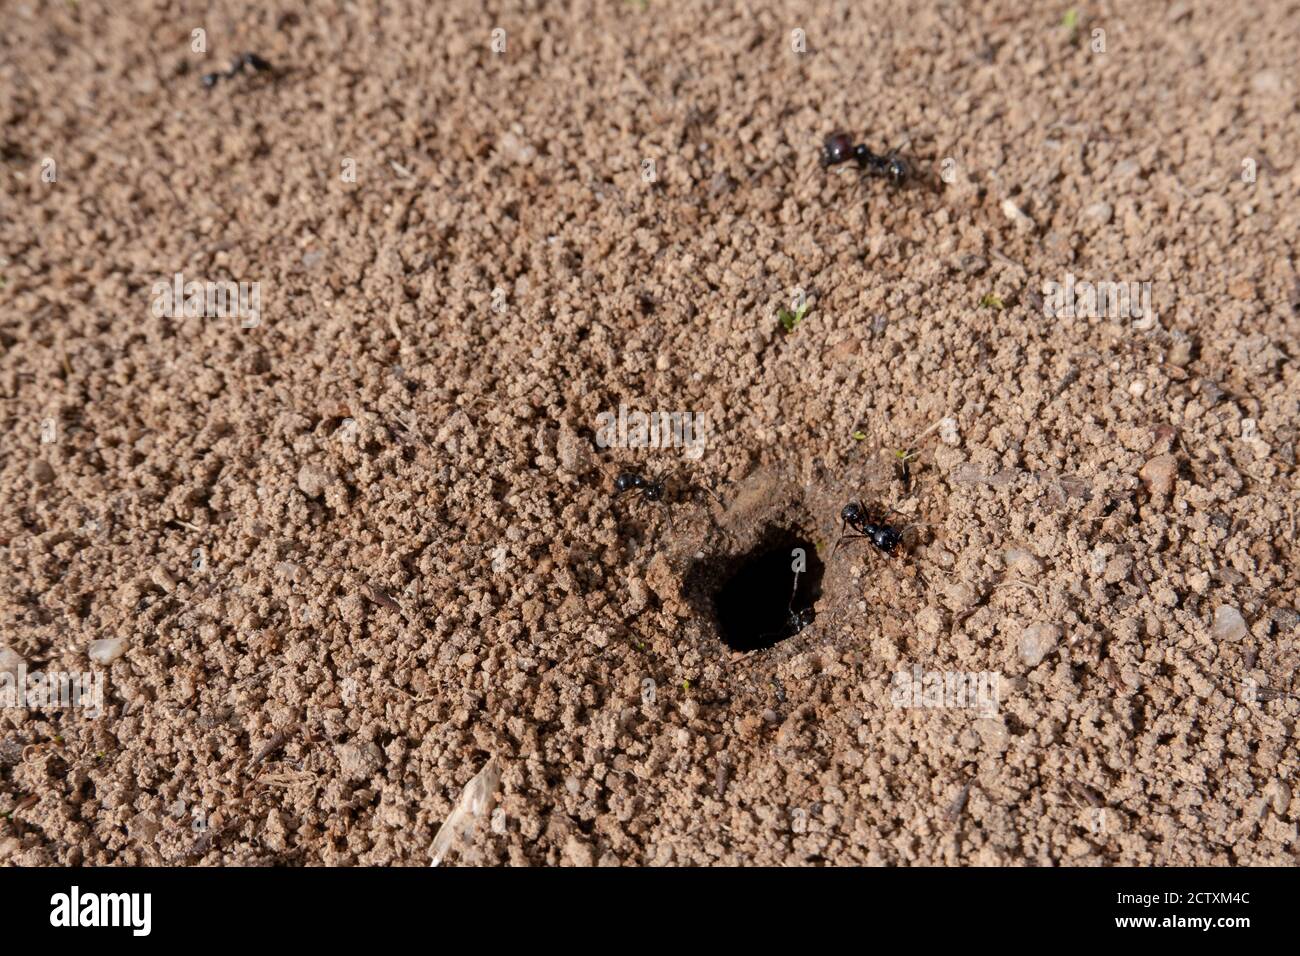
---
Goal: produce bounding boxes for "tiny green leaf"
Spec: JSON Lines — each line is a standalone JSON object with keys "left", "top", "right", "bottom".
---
{"left": 1062, "top": 8, "right": 1079, "bottom": 32}
{"left": 979, "top": 293, "right": 1005, "bottom": 310}
{"left": 778, "top": 300, "right": 810, "bottom": 333}
{"left": 851, "top": 430, "right": 867, "bottom": 441}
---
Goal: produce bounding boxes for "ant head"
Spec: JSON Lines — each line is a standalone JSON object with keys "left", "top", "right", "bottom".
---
{"left": 841, "top": 502, "right": 863, "bottom": 523}
{"left": 642, "top": 482, "right": 664, "bottom": 502}
{"left": 886, "top": 156, "right": 909, "bottom": 186}
{"left": 821, "top": 132, "right": 855, "bottom": 167}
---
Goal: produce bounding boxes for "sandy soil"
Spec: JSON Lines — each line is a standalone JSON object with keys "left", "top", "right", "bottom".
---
{"left": 1, "top": 0, "right": 1297, "bottom": 866}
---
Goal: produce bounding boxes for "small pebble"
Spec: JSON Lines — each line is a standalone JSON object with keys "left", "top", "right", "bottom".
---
{"left": 1082, "top": 201, "right": 1113, "bottom": 225}
{"left": 0, "top": 644, "right": 22, "bottom": 676}
{"left": 297, "top": 463, "right": 333, "bottom": 499}
{"left": 1019, "top": 623, "right": 1061, "bottom": 667}
{"left": 1001, "top": 199, "right": 1034, "bottom": 230}
{"left": 88, "top": 638, "right": 128, "bottom": 664}
{"left": 1004, "top": 548, "right": 1042, "bottom": 576}
{"left": 938, "top": 417, "right": 960, "bottom": 446}
{"left": 1210, "top": 606, "right": 1247, "bottom": 642}
{"left": 151, "top": 566, "right": 177, "bottom": 593}
{"left": 1139, "top": 453, "right": 1177, "bottom": 496}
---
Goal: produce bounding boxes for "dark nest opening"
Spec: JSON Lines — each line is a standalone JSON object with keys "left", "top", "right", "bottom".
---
{"left": 709, "top": 526, "right": 825, "bottom": 652}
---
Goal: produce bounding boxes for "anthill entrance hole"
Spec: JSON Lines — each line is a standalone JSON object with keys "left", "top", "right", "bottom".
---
{"left": 714, "top": 529, "right": 825, "bottom": 652}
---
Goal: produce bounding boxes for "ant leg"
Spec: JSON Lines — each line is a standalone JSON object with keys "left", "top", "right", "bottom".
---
{"left": 829, "top": 530, "right": 869, "bottom": 560}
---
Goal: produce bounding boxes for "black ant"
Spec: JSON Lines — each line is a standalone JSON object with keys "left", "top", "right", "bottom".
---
{"left": 787, "top": 605, "right": 815, "bottom": 635}
{"left": 611, "top": 471, "right": 726, "bottom": 509}
{"left": 821, "top": 132, "right": 909, "bottom": 186}
{"left": 758, "top": 602, "right": 815, "bottom": 645}
{"left": 202, "top": 52, "right": 272, "bottom": 89}
{"left": 831, "top": 501, "right": 903, "bottom": 559}
{"left": 612, "top": 472, "right": 665, "bottom": 503}
{"left": 606, "top": 469, "right": 726, "bottom": 540}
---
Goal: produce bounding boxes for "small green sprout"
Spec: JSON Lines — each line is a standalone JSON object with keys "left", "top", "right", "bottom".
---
{"left": 1062, "top": 8, "right": 1079, "bottom": 34}
{"left": 778, "top": 300, "right": 810, "bottom": 333}
{"left": 851, "top": 430, "right": 867, "bottom": 441}
{"left": 682, "top": 679, "right": 691, "bottom": 694}
{"left": 979, "top": 292, "right": 1005, "bottom": 311}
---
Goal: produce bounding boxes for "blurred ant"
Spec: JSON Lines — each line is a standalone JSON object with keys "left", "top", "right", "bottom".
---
{"left": 786, "top": 605, "right": 815, "bottom": 635}
{"left": 821, "top": 132, "right": 909, "bottom": 186}
{"left": 831, "top": 501, "right": 903, "bottom": 559}
{"left": 758, "top": 604, "right": 814, "bottom": 646}
{"left": 202, "top": 52, "right": 272, "bottom": 89}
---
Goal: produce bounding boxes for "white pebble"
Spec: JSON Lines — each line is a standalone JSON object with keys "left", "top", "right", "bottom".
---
{"left": 1001, "top": 199, "right": 1034, "bottom": 229}
{"left": 1211, "top": 606, "right": 1248, "bottom": 642}
{"left": 938, "top": 417, "right": 960, "bottom": 446}
{"left": 88, "top": 638, "right": 128, "bottom": 664}
{"left": 1019, "top": 623, "right": 1061, "bottom": 667}
{"left": 1082, "top": 201, "right": 1113, "bottom": 225}
{"left": 1004, "top": 548, "right": 1042, "bottom": 576}
{"left": 0, "top": 644, "right": 22, "bottom": 676}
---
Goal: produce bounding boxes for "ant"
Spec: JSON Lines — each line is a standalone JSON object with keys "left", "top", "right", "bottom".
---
{"left": 202, "top": 52, "right": 272, "bottom": 89}
{"left": 611, "top": 470, "right": 725, "bottom": 509}
{"left": 787, "top": 605, "right": 815, "bottom": 635}
{"left": 757, "top": 601, "right": 815, "bottom": 646}
{"left": 612, "top": 472, "right": 665, "bottom": 503}
{"left": 606, "top": 468, "right": 730, "bottom": 541}
{"left": 831, "top": 501, "right": 903, "bottom": 559}
{"left": 820, "top": 132, "right": 909, "bottom": 186}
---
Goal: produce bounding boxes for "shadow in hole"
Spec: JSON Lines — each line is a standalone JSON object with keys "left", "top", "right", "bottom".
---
{"left": 712, "top": 529, "right": 825, "bottom": 652}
